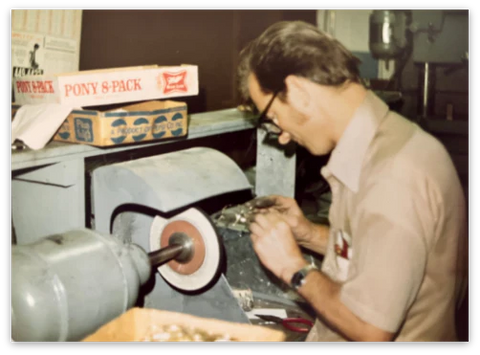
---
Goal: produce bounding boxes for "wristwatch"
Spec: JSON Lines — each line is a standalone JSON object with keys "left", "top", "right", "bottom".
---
{"left": 290, "top": 264, "right": 318, "bottom": 291}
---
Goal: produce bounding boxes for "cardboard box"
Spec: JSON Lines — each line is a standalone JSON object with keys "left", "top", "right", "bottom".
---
{"left": 12, "top": 64, "right": 198, "bottom": 107}
{"left": 83, "top": 308, "right": 286, "bottom": 342}
{"left": 53, "top": 100, "right": 188, "bottom": 147}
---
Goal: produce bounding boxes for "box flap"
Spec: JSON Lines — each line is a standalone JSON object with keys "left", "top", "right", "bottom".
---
{"left": 108, "top": 100, "right": 186, "bottom": 113}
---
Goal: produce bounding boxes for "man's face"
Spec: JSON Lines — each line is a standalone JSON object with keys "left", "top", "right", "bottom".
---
{"left": 248, "top": 73, "right": 305, "bottom": 147}
{"left": 247, "top": 73, "right": 334, "bottom": 155}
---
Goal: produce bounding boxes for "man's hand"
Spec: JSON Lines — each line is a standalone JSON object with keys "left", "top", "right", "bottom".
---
{"left": 248, "top": 211, "right": 307, "bottom": 283}
{"left": 246, "top": 195, "right": 314, "bottom": 245}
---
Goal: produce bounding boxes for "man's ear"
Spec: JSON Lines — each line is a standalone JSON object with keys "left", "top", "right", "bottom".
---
{"left": 284, "top": 75, "right": 313, "bottom": 115}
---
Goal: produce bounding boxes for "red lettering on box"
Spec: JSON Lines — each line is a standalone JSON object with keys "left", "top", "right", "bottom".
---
{"left": 16, "top": 81, "right": 32, "bottom": 94}
{"left": 31, "top": 81, "right": 39, "bottom": 93}
{"left": 133, "top": 79, "right": 142, "bottom": 91}
{"left": 65, "top": 84, "right": 74, "bottom": 97}
{"left": 22, "top": 80, "right": 54, "bottom": 94}
{"left": 111, "top": 80, "right": 120, "bottom": 93}
{"left": 64, "top": 82, "right": 98, "bottom": 97}
{"left": 110, "top": 79, "right": 142, "bottom": 93}
{"left": 44, "top": 81, "right": 54, "bottom": 93}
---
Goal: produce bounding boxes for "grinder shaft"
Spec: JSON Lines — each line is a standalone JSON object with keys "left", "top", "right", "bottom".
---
{"left": 148, "top": 244, "right": 184, "bottom": 268}
{"left": 148, "top": 232, "right": 194, "bottom": 268}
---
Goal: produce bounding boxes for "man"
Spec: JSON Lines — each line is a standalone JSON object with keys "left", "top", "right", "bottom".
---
{"left": 238, "top": 21, "right": 467, "bottom": 341}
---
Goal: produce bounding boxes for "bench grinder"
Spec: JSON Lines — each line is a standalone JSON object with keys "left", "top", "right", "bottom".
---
{"left": 12, "top": 207, "right": 224, "bottom": 341}
{"left": 12, "top": 147, "right": 252, "bottom": 341}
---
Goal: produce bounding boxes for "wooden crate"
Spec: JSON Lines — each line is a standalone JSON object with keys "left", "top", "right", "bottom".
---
{"left": 83, "top": 307, "right": 285, "bottom": 342}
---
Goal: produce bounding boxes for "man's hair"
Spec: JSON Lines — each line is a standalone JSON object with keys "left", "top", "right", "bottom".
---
{"left": 237, "top": 21, "right": 362, "bottom": 103}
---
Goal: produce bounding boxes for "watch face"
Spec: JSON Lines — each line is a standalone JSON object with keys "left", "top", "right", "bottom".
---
{"left": 291, "top": 264, "right": 317, "bottom": 290}
{"left": 291, "top": 270, "right": 306, "bottom": 290}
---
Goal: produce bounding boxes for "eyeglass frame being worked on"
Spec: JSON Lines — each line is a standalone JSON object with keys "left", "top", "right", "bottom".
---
{"left": 255, "top": 91, "right": 283, "bottom": 136}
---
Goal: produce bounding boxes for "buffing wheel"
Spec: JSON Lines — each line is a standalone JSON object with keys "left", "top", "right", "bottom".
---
{"left": 149, "top": 207, "right": 222, "bottom": 292}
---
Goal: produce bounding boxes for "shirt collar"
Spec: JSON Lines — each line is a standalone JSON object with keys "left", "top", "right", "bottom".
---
{"left": 322, "top": 90, "right": 389, "bottom": 193}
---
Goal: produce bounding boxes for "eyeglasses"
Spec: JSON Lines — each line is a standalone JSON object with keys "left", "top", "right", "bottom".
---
{"left": 255, "top": 91, "right": 282, "bottom": 136}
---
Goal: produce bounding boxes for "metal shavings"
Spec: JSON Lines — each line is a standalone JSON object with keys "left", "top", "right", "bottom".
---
{"left": 231, "top": 288, "right": 254, "bottom": 312}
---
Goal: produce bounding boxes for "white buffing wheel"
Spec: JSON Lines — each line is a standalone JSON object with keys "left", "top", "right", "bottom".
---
{"left": 149, "top": 207, "right": 221, "bottom": 292}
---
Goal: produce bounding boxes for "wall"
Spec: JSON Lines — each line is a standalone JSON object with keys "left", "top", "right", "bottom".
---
{"left": 312, "top": 9, "right": 469, "bottom": 203}
{"left": 399, "top": 11, "right": 469, "bottom": 121}
{"left": 79, "top": 10, "right": 316, "bottom": 113}
{"left": 79, "top": 10, "right": 317, "bottom": 206}
{"left": 317, "top": 9, "right": 468, "bottom": 122}
{"left": 317, "top": 10, "right": 371, "bottom": 51}
{"left": 317, "top": 10, "right": 380, "bottom": 79}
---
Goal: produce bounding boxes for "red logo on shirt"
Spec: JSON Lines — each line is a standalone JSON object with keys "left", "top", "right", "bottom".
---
{"left": 160, "top": 71, "right": 188, "bottom": 94}
{"left": 334, "top": 231, "right": 350, "bottom": 259}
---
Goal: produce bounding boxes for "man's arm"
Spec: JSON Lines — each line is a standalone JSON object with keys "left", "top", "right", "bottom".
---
{"left": 250, "top": 180, "right": 431, "bottom": 342}
{"left": 284, "top": 268, "right": 394, "bottom": 341}
{"left": 297, "top": 222, "right": 330, "bottom": 255}
{"left": 249, "top": 212, "right": 394, "bottom": 342}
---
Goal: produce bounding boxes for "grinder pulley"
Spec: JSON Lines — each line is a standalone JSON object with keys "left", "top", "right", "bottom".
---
{"left": 149, "top": 207, "right": 222, "bottom": 292}
{"left": 148, "top": 232, "right": 194, "bottom": 268}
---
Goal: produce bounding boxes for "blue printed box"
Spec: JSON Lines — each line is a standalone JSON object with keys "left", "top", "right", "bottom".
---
{"left": 54, "top": 100, "right": 188, "bottom": 146}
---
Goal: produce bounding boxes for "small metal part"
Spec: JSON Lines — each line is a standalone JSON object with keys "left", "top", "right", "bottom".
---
{"left": 212, "top": 201, "right": 259, "bottom": 231}
{"left": 245, "top": 197, "right": 277, "bottom": 209}
{"left": 231, "top": 288, "right": 254, "bottom": 312}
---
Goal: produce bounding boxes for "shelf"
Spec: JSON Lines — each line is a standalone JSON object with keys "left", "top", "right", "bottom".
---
{"left": 12, "top": 108, "right": 256, "bottom": 171}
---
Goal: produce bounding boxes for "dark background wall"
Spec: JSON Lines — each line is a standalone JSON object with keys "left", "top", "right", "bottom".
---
{"left": 79, "top": 10, "right": 316, "bottom": 114}
{"left": 79, "top": 9, "right": 469, "bottom": 192}
{"left": 78, "top": 9, "right": 317, "bottom": 196}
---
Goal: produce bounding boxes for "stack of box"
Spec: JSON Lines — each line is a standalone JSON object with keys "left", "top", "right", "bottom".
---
{"left": 12, "top": 64, "right": 198, "bottom": 147}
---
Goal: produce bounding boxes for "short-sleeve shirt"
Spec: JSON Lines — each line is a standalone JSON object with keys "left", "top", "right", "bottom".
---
{"left": 306, "top": 91, "right": 467, "bottom": 341}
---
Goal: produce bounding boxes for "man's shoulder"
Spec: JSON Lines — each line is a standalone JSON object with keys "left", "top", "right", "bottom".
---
{"left": 363, "top": 112, "right": 456, "bottom": 190}
{"left": 375, "top": 112, "right": 448, "bottom": 158}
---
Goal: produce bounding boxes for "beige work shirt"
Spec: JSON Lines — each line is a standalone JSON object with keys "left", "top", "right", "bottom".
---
{"left": 306, "top": 91, "right": 467, "bottom": 342}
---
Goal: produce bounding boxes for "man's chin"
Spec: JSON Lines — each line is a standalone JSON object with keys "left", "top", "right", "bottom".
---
{"left": 306, "top": 145, "right": 328, "bottom": 156}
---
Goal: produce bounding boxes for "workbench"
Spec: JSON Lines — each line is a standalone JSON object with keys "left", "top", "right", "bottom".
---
{"left": 12, "top": 108, "right": 296, "bottom": 244}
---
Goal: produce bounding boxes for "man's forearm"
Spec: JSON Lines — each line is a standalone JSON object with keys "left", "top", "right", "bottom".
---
{"left": 295, "top": 270, "right": 394, "bottom": 341}
{"left": 298, "top": 223, "right": 330, "bottom": 255}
